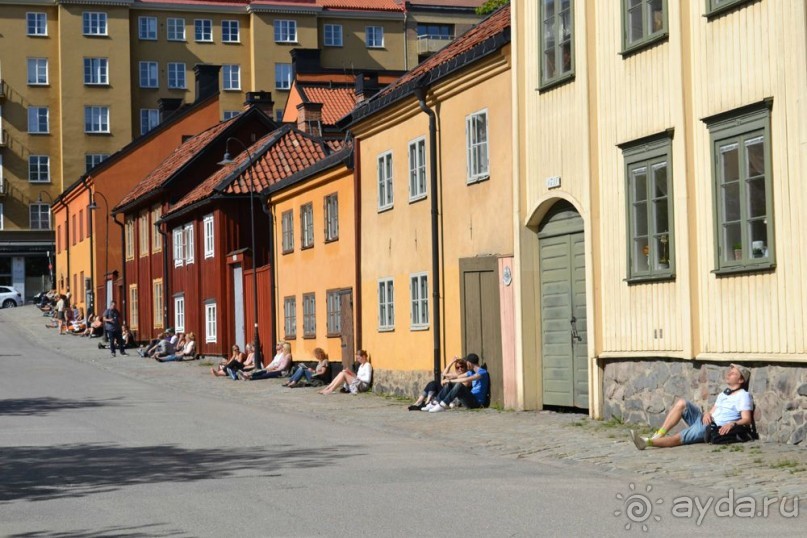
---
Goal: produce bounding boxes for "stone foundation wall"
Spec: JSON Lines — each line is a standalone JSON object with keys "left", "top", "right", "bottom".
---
{"left": 603, "top": 359, "right": 807, "bottom": 445}
{"left": 372, "top": 369, "right": 434, "bottom": 399}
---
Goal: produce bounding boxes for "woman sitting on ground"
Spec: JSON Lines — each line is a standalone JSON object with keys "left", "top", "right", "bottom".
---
{"left": 238, "top": 342, "right": 292, "bottom": 380}
{"left": 211, "top": 344, "right": 246, "bottom": 378}
{"left": 70, "top": 309, "right": 88, "bottom": 334}
{"left": 319, "top": 350, "right": 372, "bottom": 395}
{"left": 283, "top": 347, "right": 329, "bottom": 388}
{"left": 407, "top": 357, "right": 470, "bottom": 411}
{"left": 83, "top": 315, "right": 104, "bottom": 337}
{"left": 156, "top": 332, "right": 196, "bottom": 362}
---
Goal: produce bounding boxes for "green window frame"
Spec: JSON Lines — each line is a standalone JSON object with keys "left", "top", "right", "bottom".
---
{"left": 539, "top": 0, "right": 574, "bottom": 89}
{"left": 706, "top": 101, "right": 774, "bottom": 274}
{"left": 620, "top": 131, "right": 675, "bottom": 281}
{"left": 705, "top": 0, "right": 755, "bottom": 18}
{"left": 622, "top": 0, "right": 667, "bottom": 54}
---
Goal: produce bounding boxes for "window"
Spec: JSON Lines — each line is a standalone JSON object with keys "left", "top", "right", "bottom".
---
{"left": 28, "top": 156, "right": 50, "bottom": 182}
{"left": 125, "top": 218, "right": 134, "bottom": 260}
{"left": 706, "top": 0, "right": 754, "bottom": 16}
{"left": 0, "top": 204, "right": 4, "bottom": 231}
{"left": 707, "top": 102, "right": 774, "bottom": 273}
{"left": 416, "top": 24, "right": 453, "bottom": 39}
{"left": 281, "top": 210, "right": 294, "bottom": 253}
{"left": 410, "top": 273, "right": 429, "bottom": 329}
{"left": 139, "top": 212, "right": 149, "bottom": 257}
{"left": 300, "top": 203, "right": 313, "bottom": 248}
{"left": 140, "top": 109, "right": 160, "bottom": 135}
{"left": 27, "top": 12, "right": 47, "bottom": 36}
{"left": 85, "top": 154, "right": 108, "bottom": 173}
{"left": 540, "top": 0, "right": 574, "bottom": 86}
{"left": 168, "top": 62, "right": 186, "bottom": 89}
{"left": 324, "top": 194, "right": 339, "bottom": 242}
{"left": 152, "top": 206, "right": 163, "bottom": 252}
{"left": 284, "top": 296, "right": 296, "bottom": 338}
{"left": 326, "top": 290, "right": 341, "bottom": 335}
{"left": 274, "top": 19, "right": 297, "bottom": 42}
{"left": 84, "top": 58, "right": 108, "bottom": 85}
{"left": 222, "top": 65, "right": 240, "bottom": 90}
{"left": 622, "top": 0, "right": 666, "bottom": 52}
{"left": 72, "top": 214, "right": 77, "bottom": 245}
{"left": 129, "top": 284, "right": 139, "bottom": 330}
{"left": 408, "top": 138, "right": 427, "bottom": 201}
{"left": 167, "top": 18, "right": 185, "bottom": 41}
{"left": 377, "top": 151, "right": 393, "bottom": 210}
{"left": 378, "top": 278, "right": 394, "bottom": 330}
{"left": 621, "top": 133, "right": 674, "bottom": 280}
{"left": 30, "top": 203, "right": 50, "bottom": 229}
{"left": 79, "top": 209, "right": 85, "bottom": 241}
{"left": 195, "top": 19, "right": 212, "bottom": 42}
{"left": 83, "top": 12, "right": 108, "bottom": 36}
{"left": 172, "top": 227, "right": 184, "bottom": 266}
{"left": 275, "top": 63, "right": 292, "bottom": 90}
{"left": 139, "top": 61, "right": 158, "bottom": 88}
{"left": 184, "top": 224, "right": 194, "bottom": 264}
{"left": 324, "top": 24, "right": 342, "bottom": 47}
{"left": 27, "top": 58, "right": 48, "bottom": 85}
{"left": 223, "top": 110, "right": 240, "bottom": 120}
{"left": 205, "top": 302, "right": 217, "bottom": 343}
{"left": 302, "top": 293, "right": 315, "bottom": 337}
{"left": 85, "top": 106, "right": 110, "bottom": 133}
{"left": 366, "top": 26, "right": 384, "bottom": 48}
{"left": 466, "top": 110, "right": 489, "bottom": 183}
{"left": 28, "top": 107, "right": 49, "bottom": 134}
{"left": 222, "top": 20, "right": 239, "bottom": 43}
{"left": 203, "top": 214, "right": 214, "bottom": 258}
{"left": 153, "top": 278, "right": 164, "bottom": 328}
{"left": 174, "top": 295, "right": 185, "bottom": 332}
{"left": 138, "top": 16, "right": 157, "bottom": 40}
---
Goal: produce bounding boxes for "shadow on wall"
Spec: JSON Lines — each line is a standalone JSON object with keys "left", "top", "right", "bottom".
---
{"left": 10, "top": 523, "right": 188, "bottom": 538}
{"left": 0, "top": 442, "right": 364, "bottom": 503}
{"left": 0, "top": 397, "right": 125, "bottom": 417}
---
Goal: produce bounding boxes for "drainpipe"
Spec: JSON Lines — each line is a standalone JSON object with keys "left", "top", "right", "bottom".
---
{"left": 403, "top": 9, "right": 409, "bottom": 71}
{"left": 112, "top": 214, "right": 126, "bottom": 324}
{"left": 157, "top": 220, "right": 170, "bottom": 329}
{"left": 413, "top": 84, "right": 441, "bottom": 384}
{"left": 259, "top": 194, "right": 278, "bottom": 348}
{"left": 350, "top": 133, "right": 362, "bottom": 351}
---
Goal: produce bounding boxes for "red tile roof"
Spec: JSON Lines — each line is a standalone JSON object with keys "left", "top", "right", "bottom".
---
{"left": 317, "top": 0, "right": 401, "bottom": 11}
{"left": 299, "top": 85, "right": 358, "bottom": 125}
{"left": 135, "top": 0, "right": 402, "bottom": 10}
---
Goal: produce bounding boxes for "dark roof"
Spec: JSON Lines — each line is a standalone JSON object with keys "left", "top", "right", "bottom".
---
{"left": 297, "top": 83, "right": 358, "bottom": 125}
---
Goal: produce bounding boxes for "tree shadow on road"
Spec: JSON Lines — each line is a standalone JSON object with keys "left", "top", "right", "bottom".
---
{"left": 0, "top": 397, "right": 125, "bottom": 417}
{"left": 10, "top": 523, "right": 188, "bottom": 537}
{"left": 0, "top": 442, "right": 363, "bottom": 503}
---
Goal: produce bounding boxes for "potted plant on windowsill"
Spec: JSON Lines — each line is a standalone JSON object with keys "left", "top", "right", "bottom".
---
{"left": 732, "top": 242, "right": 742, "bottom": 261}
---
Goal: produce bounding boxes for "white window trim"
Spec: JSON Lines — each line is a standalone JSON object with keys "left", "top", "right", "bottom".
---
{"left": 27, "top": 12, "right": 48, "bottom": 37}
{"left": 275, "top": 63, "right": 292, "bottom": 90}
{"left": 28, "top": 106, "right": 49, "bottom": 134}
{"left": 139, "top": 61, "right": 158, "bottom": 88}
{"left": 378, "top": 278, "right": 394, "bottom": 331}
{"left": 138, "top": 16, "right": 157, "bottom": 40}
{"left": 0, "top": 202, "right": 4, "bottom": 231}
{"left": 408, "top": 137, "right": 427, "bottom": 202}
{"left": 28, "top": 155, "right": 50, "bottom": 183}
{"left": 366, "top": 25, "right": 384, "bottom": 48}
{"left": 377, "top": 151, "right": 393, "bottom": 211}
{"left": 324, "top": 23, "right": 343, "bottom": 47}
{"left": 174, "top": 295, "right": 185, "bottom": 333}
{"left": 466, "top": 109, "right": 490, "bottom": 184}
{"left": 184, "top": 223, "right": 195, "bottom": 264}
{"left": 410, "top": 272, "right": 429, "bottom": 330}
{"left": 300, "top": 203, "right": 314, "bottom": 248}
{"left": 84, "top": 12, "right": 108, "bottom": 37}
{"left": 203, "top": 214, "right": 214, "bottom": 258}
{"left": 27, "top": 58, "right": 48, "bottom": 86}
{"left": 281, "top": 210, "right": 294, "bottom": 252}
{"left": 140, "top": 109, "right": 159, "bottom": 136}
{"left": 84, "top": 57, "right": 109, "bottom": 86}
{"left": 274, "top": 19, "right": 298, "bottom": 43}
{"left": 29, "top": 202, "right": 50, "bottom": 230}
{"left": 153, "top": 278, "right": 164, "bottom": 329}
{"left": 194, "top": 19, "right": 213, "bottom": 42}
{"left": 85, "top": 106, "right": 110, "bottom": 134}
{"left": 223, "top": 65, "right": 241, "bottom": 91}
{"left": 222, "top": 19, "right": 240, "bottom": 43}
{"left": 284, "top": 296, "right": 296, "bottom": 338}
{"left": 173, "top": 227, "right": 184, "bottom": 267}
{"left": 325, "top": 193, "right": 339, "bottom": 241}
{"left": 167, "top": 18, "right": 186, "bottom": 41}
{"left": 167, "top": 62, "right": 186, "bottom": 89}
{"left": 205, "top": 302, "right": 217, "bottom": 343}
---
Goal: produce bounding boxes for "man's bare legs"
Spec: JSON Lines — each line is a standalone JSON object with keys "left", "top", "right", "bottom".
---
{"left": 630, "top": 398, "right": 688, "bottom": 449}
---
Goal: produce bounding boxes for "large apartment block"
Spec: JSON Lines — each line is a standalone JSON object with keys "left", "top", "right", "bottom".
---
{"left": 0, "top": 0, "right": 483, "bottom": 297}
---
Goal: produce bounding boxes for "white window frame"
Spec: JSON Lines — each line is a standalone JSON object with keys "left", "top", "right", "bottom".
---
{"left": 129, "top": 284, "right": 139, "bottom": 330}
{"left": 0, "top": 203, "right": 4, "bottom": 231}
{"left": 153, "top": 278, "right": 164, "bottom": 329}
{"left": 125, "top": 218, "right": 135, "bottom": 260}
{"left": 302, "top": 293, "right": 316, "bottom": 337}
{"left": 203, "top": 214, "right": 214, "bottom": 258}
{"left": 27, "top": 58, "right": 48, "bottom": 85}
{"left": 378, "top": 278, "right": 394, "bottom": 331}
{"left": 324, "top": 23, "right": 343, "bottom": 47}
{"left": 466, "top": 109, "right": 490, "bottom": 183}
{"left": 283, "top": 296, "right": 296, "bottom": 338}
{"left": 167, "top": 18, "right": 186, "bottom": 41}
{"left": 222, "top": 20, "right": 240, "bottom": 43}
{"left": 30, "top": 202, "right": 50, "bottom": 229}
{"left": 27, "top": 12, "right": 47, "bottom": 37}
{"left": 275, "top": 63, "right": 292, "bottom": 90}
{"left": 139, "top": 61, "right": 158, "bottom": 88}
{"left": 28, "top": 106, "right": 49, "bottom": 134}
{"left": 223, "top": 110, "right": 240, "bottom": 120}
{"left": 366, "top": 26, "right": 384, "bottom": 48}
{"left": 324, "top": 193, "right": 338, "bottom": 241}
{"left": 152, "top": 206, "right": 163, "bottom": 252}
{"left": 83, "top": 12, "right": 108, "bottom": 37}
{"left": 205, "top": 302, "right": 217, "bottom": 343}
{"left": 172, "top": 227, "right": 184, "bottom": 267}
{"left": 140, "top": 109, "right": 160, "bottom": 136}
{"left": 408, "top": 137, "right": 427, "bottom": 201}
{"left": 138, "top": 211, "right": 150, "bottom": 257}
{"left": 194, "top": 19, "right": 212, "bottom": 42}
{"left": 174, "top": 295, "right": 185, "bottom": 333}
{"left": 274, "top": 19, "right": 297, "bottom": 43}
{"left": 410, "top": 272, "right": 429, "bottom": 329}
{"left": 183, "top": 223, "right": 195, "bottom": 264}
{"left": 85, "top": 154, "right": 108, "bottom": 172}
{"left": 138, "top": 16, "right": 157, "bottom": 40}
{"left": 377, "top": 151, "right": 393, "bottom": 211}
{"left": 84, "top": 57, "right": 109, "bottom": 85}
{"left": 222, "top": 65, "right": 240, "bottom": 91}
{"left": 281, "top": 210, "right": 294, "bottom": 253}
{"left": 85, "top": 106, "right": 110, "bottom": 133}
{"left": 28, "top": 155, "right": 50, "bottom": 182}
{"left": 300, "top": 203, "right": 314, "bottom": 248}
{"left": 168, "top": 62, "right": 186, "bottom": 89}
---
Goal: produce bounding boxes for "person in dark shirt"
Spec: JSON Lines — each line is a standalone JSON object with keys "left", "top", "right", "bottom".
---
{"left": 102, "top": 300, "right": 126, "bottom": 357}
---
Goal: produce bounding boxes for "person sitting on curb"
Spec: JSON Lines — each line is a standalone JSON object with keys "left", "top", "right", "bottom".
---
{"left": 408, "top": 357, "right": 470, "bottom": 411}
{"left": 238, "top": 342, "right": 291, "bottom": 380}
{"left": 211, "top": 344, "right": 246, "bottom": 379}
{"left": 318, "top": 350, "right": 372, "bottom": 395}
{"left": 423, "top": 353, "right": 489, "bottom": 413}
{"left": 629, "top": 364, "right": 754, "bottom": 450}
{"left": 284, "top": 347, "right": 330, "bottom": 388}
{"left": 156, "top": 332, "right": 196, "bottom": 362}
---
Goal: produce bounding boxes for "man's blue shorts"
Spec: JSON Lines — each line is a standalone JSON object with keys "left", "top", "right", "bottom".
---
{"left": 678, "top": 400, "right": 707, "bottom": 444}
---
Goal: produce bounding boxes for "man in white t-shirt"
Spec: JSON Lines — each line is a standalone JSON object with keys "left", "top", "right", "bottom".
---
{"left": 630, "top": 364, "right": 753, "bottom": 450}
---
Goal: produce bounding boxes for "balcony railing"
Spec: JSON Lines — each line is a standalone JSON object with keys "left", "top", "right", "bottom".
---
{"left": 417, "top": 34, "right": 455, "bottom": 56}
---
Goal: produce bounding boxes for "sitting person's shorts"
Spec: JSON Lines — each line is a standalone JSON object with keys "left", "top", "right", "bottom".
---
{"left": 348, "top": 380, "right": 370, "bottom": 394}
{"left": 679, "top": 400, "right": 708, "bottom": 444}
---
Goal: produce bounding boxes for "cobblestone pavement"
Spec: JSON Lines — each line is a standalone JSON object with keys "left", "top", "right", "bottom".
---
{"left": 14, "top": 306, "right": 806, "bottom": 503}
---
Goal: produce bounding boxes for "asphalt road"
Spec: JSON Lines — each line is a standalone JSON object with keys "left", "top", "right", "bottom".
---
{"left": 0, "top": 310, "right": 802, "bottom": 537}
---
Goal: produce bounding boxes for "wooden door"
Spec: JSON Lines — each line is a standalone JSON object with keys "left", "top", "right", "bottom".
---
{"left": 232, "top": 264, "right": 245, "bottom": 350}
{"left": 339, "top": 290, "right": 354, "bottom": 370}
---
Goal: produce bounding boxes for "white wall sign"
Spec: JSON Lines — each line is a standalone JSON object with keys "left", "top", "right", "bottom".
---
{"left": 546, "top": 176, "right": 561, "bottom": 189}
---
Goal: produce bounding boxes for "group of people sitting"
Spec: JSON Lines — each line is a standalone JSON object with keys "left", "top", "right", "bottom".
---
{"left": 138, "top": 328, "right": 197, "bottom": 362}
{"left": 407, "top": 354, "right": 490, "bottom": 412}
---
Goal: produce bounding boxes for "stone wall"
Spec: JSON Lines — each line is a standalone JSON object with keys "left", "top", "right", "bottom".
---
{"left": 372, "top": 368, "right": 433, "bottom": 399}
{"left": 602, "top": 359, "right": 807, "bottom": 445}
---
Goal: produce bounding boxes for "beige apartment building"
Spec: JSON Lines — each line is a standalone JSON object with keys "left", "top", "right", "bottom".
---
{"left": 0, "top": 0, "right": 483, "bottom": 298}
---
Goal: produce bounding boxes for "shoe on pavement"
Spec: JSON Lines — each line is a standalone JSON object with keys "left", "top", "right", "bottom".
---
{"left": 421, "top": 402, "right": 436, "bottom": 412}
{"left": 429, "top": 403, "right": 447, "bottom": 413}
{"left": 408, "top": 404, "right": 424, "bottom": 411}
{"left": 629, "top": 430, "right": 648, "bottom": 450}
{"left": 120, "top": 351, "right": 128, "bottom": 356}
{"left": 111, "top": 353, "right": 116, "bottom": 358}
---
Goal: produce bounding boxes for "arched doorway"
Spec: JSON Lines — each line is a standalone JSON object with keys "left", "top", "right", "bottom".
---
{"left": 538, "top": 200, "right": 588, "bottom": 410}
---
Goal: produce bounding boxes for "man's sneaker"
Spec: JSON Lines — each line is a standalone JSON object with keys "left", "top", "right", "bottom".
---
{"left": 629, "top": 430, "right": 648, "bottom": 451}
{"left": 120, "top": 351, "right": 127, "bottom": 356}
{"left": 429, "top": 403, "right": 447, "bottom": 413}
{"left": 421, "top": 402, "right": 437, "bottom": 412}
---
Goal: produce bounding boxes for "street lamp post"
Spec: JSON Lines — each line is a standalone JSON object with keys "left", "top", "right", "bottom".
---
{"left": 88, "top": 191, "right": 110, "bottom": 312}
{"left": 218, "top": 137, "right": 262, "bottom": 369}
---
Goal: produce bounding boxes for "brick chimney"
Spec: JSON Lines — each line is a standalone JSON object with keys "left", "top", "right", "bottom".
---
{"left": 158, "top": 98, "right": 183, "bottom": 121}
{"left": 193, "top": 64, "right": 221, "bottom": 102}
{"left": 296, "top": 102, "right": 323, "bottom": 136}
{"left": 244, "top": 91, "right": 275, "bottom": 118}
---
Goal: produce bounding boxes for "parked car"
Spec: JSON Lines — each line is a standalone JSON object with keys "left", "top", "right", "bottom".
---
{"left": 0, "top": 286, "right": 23, "bottom": 308}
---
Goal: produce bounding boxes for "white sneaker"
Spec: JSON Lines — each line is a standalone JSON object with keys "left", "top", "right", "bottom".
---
{"left": 629, "top": 430, "right": 648, "bottom": 451}
{"left": 429, "top": 403, "right": 447, "bottom": 413}
{"left": 421, "top": 402, "right": 436, "bottom": 412}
